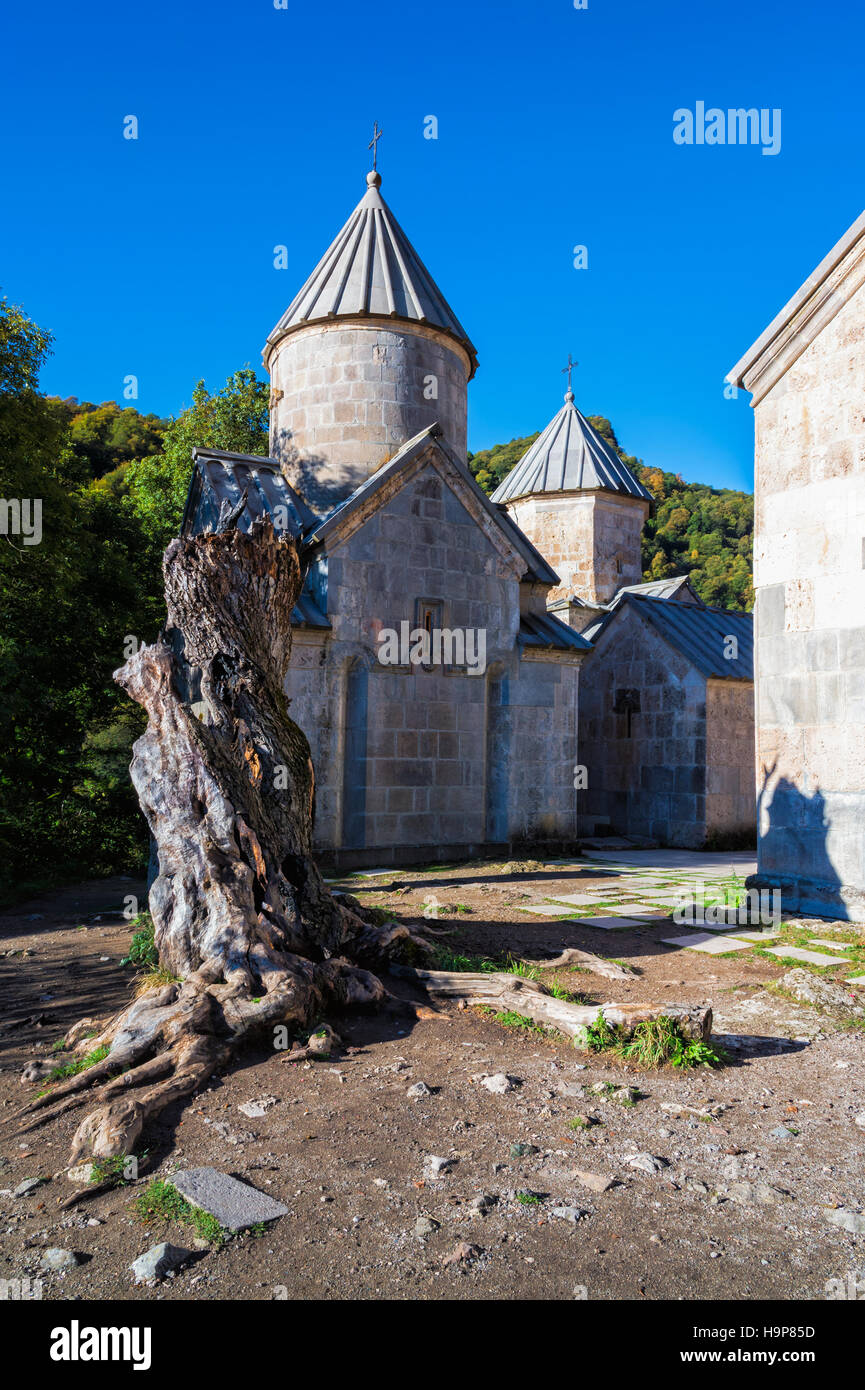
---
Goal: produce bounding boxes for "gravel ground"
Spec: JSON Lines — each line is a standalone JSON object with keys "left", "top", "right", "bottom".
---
{"left": 1, "top": 857, "right": 864, "bottom": 1303}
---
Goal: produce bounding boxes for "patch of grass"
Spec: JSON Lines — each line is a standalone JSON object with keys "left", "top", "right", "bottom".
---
{"left": 515, "top": 1190, "right": 542, "bottom": 1206}
{"left": 133, "top": 1178, "right": 226, "bottom": 1246}
{"left": 48, "top": 1043, "right": 110, "bottom": 1083}
{"left": 618, "top": 1018, "right": 727, "bottom": 1070}
{"left": 453, "top": 903, "right": 473, "bottom": 915}
{"left": 579, "top": 1012, "right": 620, "bottom": 1053}
{"left": 121, "top": 913, "right": 158, "bottom": 969}
{"left": 434, "top": 948, "right": 499, "bottom": 973}
{"left": 134, "top": 965, "right": 180, "bottom": 996}
{"left": 483, "top": 1008, "right": 552, "bottom": 1035}
{"left": 568, "top": 1114, "right": 598, "bottom": 1130}
{"left": 578, "top": 1014, "right": 727, "bottom": 1070}
{"left": 90, "top": 1153, "right": 145, "bottom": 1189}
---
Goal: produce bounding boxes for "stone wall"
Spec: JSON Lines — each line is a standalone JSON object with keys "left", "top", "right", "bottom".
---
{"left": 750, "top": 281, "right": 865, "bottom": 917}
{"left": 284, "top": 458, "right": 581, "bottom": 863}
{"left": 505, "top": 490, "right": 648, "bottom": 605}
{"left": 578, "top": 604, "right": 708, "bottom": 847}
{"left": 268, "top": 321, "right": 471, "bottom": 513}
{"left": 705, "top": 679, "right": 757, "bottom": 844}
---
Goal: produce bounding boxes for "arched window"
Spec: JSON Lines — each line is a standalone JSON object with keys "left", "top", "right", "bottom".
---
{"left": 342, "top": 659, "right": 368, "bottom": 848}
{"left": 485, "top": 668, "right": 510, "bottom": 843}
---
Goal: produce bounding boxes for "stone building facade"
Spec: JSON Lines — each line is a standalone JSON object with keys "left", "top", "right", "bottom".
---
{"left": 577, "top": 592, "right": 754, "bottom": 847}
{"left": 728, "top": 208, "right": 865, "bottom": 919}
{"left": 183, "top": 162, "right": 758, "bottom": 864}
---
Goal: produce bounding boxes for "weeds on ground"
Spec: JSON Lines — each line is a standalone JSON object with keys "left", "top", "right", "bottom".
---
{"left": 133, "top": 1178, "right": 226, "bottom": 1246}
{"left": 480, "top": 1007, "right": 555, "bottom": 1037}
{"left": 48, "top": 1043, "right": 110, "bottom": 1082}
{"left": 121, "top": 914, "right": 158, "bottom": 968}
{"left": 578, "top": 1014, "right": 727, "bottom": 1070}
{"left": 89, "top": 1153, "right": 145, "bottom": 1189}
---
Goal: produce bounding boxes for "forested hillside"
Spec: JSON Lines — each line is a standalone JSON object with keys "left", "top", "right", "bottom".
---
{"left": 469, "top": 417, "right": 754, "bottom": 612}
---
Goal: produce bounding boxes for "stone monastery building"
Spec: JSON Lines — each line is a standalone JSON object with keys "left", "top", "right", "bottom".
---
{"left": 184, "top": 164, "right": 755, "bottom": 868}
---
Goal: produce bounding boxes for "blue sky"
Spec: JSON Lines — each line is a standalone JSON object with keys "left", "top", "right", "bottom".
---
{"left": 2, "top": 0, "right": 863, "bottom": 492}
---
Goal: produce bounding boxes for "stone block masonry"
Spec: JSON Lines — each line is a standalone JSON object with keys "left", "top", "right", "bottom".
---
{"left": 727, "top": 209, "right": 865, "bottom": 919}
{"left": 269, "top": 322, "right": 472, "bottom": 513}
{"left": 283, "top": 460, "right": 582, "bottom": 864}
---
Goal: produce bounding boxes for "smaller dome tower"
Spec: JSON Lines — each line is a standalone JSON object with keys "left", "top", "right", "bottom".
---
{"left": 491, "top": 382, "right": 652, "bottom": 607}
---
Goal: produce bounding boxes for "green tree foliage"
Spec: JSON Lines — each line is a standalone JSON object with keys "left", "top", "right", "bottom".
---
{"left": 124, "top": 370, "right": 269, "bottom": 552}
{"left": 0, "top": 297, "right": 153, "bottom": 894}
{"left": 45, "top": 398, "right": 167, "bottom": 482}
{"left": 0, "top": 294, "right": 270, "bottom": 895}
{"left": 468, "top": 416, "right": 753, "bottom": 611}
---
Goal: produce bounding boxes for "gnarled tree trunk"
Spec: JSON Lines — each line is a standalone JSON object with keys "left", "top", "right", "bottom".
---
{"left": 13, "top": 515, "right": 714, "bottom": 1171}
{"left": 14, "top": 517, "right": 425, "bottom": 1164}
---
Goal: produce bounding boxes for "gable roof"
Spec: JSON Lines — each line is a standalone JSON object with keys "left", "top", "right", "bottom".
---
{"left": 181, "top": 448, "right": 318, "bottom": 539}
{"left": 583, "top": 593, "right": 753, "bottom": 680}
{"left": 519, "top": 610, "right": 592, "bottom": 653}
{"left": 264, "top": 171, "right": 477, "bottom": 376}
{"left": 306, "top": 423, "right": 561, "bottom": 587}
{"left": 727, "top": 207, "right": 865, "bottom": 406}
{"left": 180, "top": 449, "right": 326, "bottom": 629}
{"left": 608, "top": 574, "right": 704, "bottom": 608}
{"left": 490, "top": 391, "right": 652, "bottom": 505}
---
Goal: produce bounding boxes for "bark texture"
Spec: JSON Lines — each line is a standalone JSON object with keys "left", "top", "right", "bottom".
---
{"left": 14, "top": 518, "right": 425, "bottom": 1163}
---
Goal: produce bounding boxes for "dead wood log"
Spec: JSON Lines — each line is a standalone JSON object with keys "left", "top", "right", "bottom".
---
{"left": 523, "top": 947, "right": 638, "bottom": 982}
{"left": 390, "top": 966, "right": 712, "bottom": 1044}
{"left": 11, "top": 517, "right": 429, "bottom": 1164}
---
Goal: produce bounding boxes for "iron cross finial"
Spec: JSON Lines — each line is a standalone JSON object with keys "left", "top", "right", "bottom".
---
{"left": 368, "top": 121, "right": 383, "bottom": 171}
{"left": 562, "top": 353, "right": 578, "bottom": 391}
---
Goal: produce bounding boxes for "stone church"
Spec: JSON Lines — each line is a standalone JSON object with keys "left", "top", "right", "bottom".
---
{"left": 183, "top": 163, "right": 755, "bottom": 868}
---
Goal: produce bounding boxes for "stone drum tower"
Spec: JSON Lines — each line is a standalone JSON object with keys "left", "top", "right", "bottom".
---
{"left": 491, "top": 383, "right": 652, "bottom": 611}
{"left": 263, "top": 168, "right": 478, "bottom": 513}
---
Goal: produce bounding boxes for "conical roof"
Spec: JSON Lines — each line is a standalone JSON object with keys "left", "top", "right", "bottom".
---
{"left": 490, "top": 391, "right": 651, "bottom": 504}
{"left": 265, "top": 171, "right": 477, "bottom": 375}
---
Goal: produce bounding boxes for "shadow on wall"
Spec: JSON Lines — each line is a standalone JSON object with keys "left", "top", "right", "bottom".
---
{"left": 756, "top": 760, "right": 846, "bottom": 919}
{"left": 273, "top": 433, "right": 363, "bottom": 516}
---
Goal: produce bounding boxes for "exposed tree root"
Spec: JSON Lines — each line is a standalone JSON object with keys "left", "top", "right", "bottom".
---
{"left": 521, "top": 946, "right": 639, "bottom": 982}
{"left": 390, "top": 966, "right": 712, "bottom": 1043}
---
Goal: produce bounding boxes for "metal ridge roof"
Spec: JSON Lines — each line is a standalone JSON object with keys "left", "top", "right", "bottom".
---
{"left": 585, "top": 593, "right": 753, "bottom": 680}
{"left": 490, "top": 391, "right": 652, "bottom": 504}
{"left": 519, "top": 610, "right": 592, "bottom": 652}
{"left": 265, "top": 171, "right": 477, "bottom": 374}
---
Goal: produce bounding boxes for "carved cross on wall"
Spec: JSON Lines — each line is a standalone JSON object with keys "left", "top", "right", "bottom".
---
{"left": 613, "top": 687, "right": 641, "bottom": 737}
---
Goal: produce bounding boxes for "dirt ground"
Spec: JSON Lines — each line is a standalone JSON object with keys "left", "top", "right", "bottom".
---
{"left": 1, "top": 855, "right": 864, "bottom": 1303}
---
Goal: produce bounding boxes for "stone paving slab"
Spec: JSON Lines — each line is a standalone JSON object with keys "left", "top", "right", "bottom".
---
{"left": 576, "top": 916, "right": 650, "bottom": 931}
{"left": 660, "top": 932, "right": 755, "bottom": 954}
{"left": 765, "top": 945, "right": 850, "bottom": 967}
{"left": 808, "top": 939, "right": 855, "bottom": 949}
{"left": 603, "top": 903, "right": 671, "bottom": 917}
{"left": 583, "top": 850, "right": 757, "bottom": 876}
{"left": 846, "top": 975, "right": 865, "bottom": 986}
{"left": 689, "top": 919, "right": 780, "bottom": 935}
{"left": 700, "top": 925, "right": 780, "bottom": 940}
{"left": 545, "top": 893, "right": 622, "bottom": 907}
{"left": 515, "top": 904, "right": 581, "bottom": 916}
{"left": 171, "top": 1167, "right": 289, "bottom": 1232}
